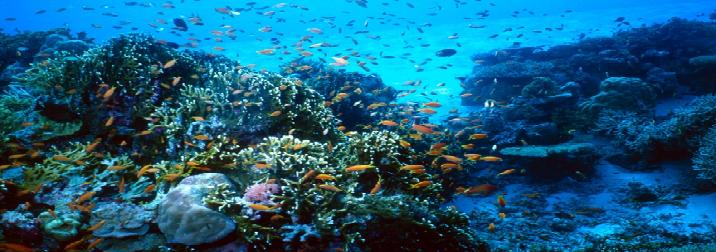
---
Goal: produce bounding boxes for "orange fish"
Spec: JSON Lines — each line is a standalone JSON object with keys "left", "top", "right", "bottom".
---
{"left": 418, "top": 108, "right": 437, "bottom": 114}
{"left": 256, "top": 49, "right": 275, "bottom": 55}
{"left": 315, "top": 174, "right": 336, "bottom": 181}
{"left": 64, "top": 237, "right": 86, "bottom": 251}
{"left": 441, "top": 155, "right": 463, "bottom": 164}
{"left": 463, "top": 184, "right": 497, "bottom": 196}
{"left": 488, "top": 223, "right": 495, "bottom": 233}
{"left": 193, "top": 135, "right": 210, "bottom": 141}
{"left": 399, "top": 139, "right": 411, "bottom": 148}
{"left": 345, "top": 164, "right": 374, "bottom": 172}
{"left": 423, "top": 101, "right": 441, "bottom": 107}
{"left": 118, "top": 177, "right": 125, "bottom": 193}
{"left": 496, "top": 169, "right": 516, "bottom": 177}
{"left": 102, "top": 87, "right": 116, "bottom": 101}
{"left": 136, "top": 164, "right": 153, "bottom": 178}
{"left": 461, "top": 143, "right": 474, "bottom": 150}
{"left": 318, "top": 184, "right": 343, "bottom": 192}
{"left": 497, "top": 194, "right": 506, "bottom": 207}
{"left": 480, "top": 156, "right": 503, "bottom": 162}
{"left": 410, "top": 181, "right": 432, "bottom": 189}
{"left": 248, "top": 203, "right": 280, "bottom": 211}
{"left": 0, "top": 242, "right": 33, "bottom": 252}
{"left": 400, "top": 165, "right": 425, "bottom": 171}
{"left": 379, "top": 120, "right": 398, "bottom": 126}
{"left": 104, "top": 116, "right": 115, "bottom": 127}
{"left": 191, "top": 116, "right": 205, "bottom": 121}
{"left": 370, "top": 178, "right": 382, "bottom": 194}
{"left": 464, "top": 154, "right": 481, "bottom": 161}
{"left": 163, "top": 59, "right": 177, "bottom": 69}
{"left": 254, "top": 162, "right": 271, "bottom": 169}
{"left": 144, "top": 184, "right": 156, "bottom": 193}
{"left": 469, "top": 133, "right": 488, "bottom": 140}
{"left": 52, "top": 155, "right": 72, "bottom": 162}
{"left": 75, "top": 191, "right": 96, "bottom": 204}
{"left": 87, "top": 220, "right": 106, "bottom": 232}
{"left": 498, "top": 212, "right": 506, "bottom": 219}
{"left": 412, "top": 124, "right": 434, "bottom": 134}
{"left": 86, "top": 238, "right": 103, "bottom": 250}
{"left": 301, "top": 169, "right": 317, "bottom": 183}
{"left": 163, "top": 173, "right": 182, "bottom": 182}
{"left": 107, "top": 165, "right": 128, "bottom": 171}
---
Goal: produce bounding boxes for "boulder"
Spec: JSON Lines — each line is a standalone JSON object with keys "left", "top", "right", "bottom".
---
{"left": 157, "top": 173, "right": 236, "bottom": 245}
{"left": 500, "top": 143, "right": 598, "bottom": 181}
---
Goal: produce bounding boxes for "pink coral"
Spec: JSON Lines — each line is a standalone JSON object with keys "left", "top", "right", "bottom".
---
{"left": 243, "top": 183, "right": 280, "bottom": 204}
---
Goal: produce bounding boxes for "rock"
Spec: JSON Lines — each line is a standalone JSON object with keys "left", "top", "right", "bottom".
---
{"left": 91, "top": 202, "right": 153, "bottom": 238}
{"left": 689, "top": 55, "right": 716, "bottom": 68}
{"left": 581, "top": 77, "right": 657, "bottom": 113}
{"left": 157, "top": 173, "right": 236, "bottom": 245}
{"left": 96, "top": 233, "right": 166, "bottom": 252}
{"left": 500, "top": 143, "right": 598, "bottom": 181}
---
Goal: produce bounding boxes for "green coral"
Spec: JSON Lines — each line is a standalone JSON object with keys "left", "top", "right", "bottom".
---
{"left": 38, "top": 210, "right": 81, "bottom": 241}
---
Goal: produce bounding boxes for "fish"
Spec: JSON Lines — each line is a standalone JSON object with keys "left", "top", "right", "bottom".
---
{"left": 102, "top": 87, "right": 116, "bottom": 101}
{"left": 464, "top": 154, "right": 481, "bottom": 161}
{"left": 435, "top": 49, "right": 457, "bottom": 57}
{"left": 87, "top": 220, "right": 106, "bottom": 232}
{"left": 345, "top": 164, "right": 375, "bottom": 172}
{"left": 254, "top": 162, "right": 271, "bottom": 169}
{"left": 379, "top": 120, "right": 398, "bottom": 126}
{"left": 399, "top": 140, "right": 411, "bottom": 148}
{"left": 469, "top": 133, "right": 488, "bottom": 140}
{"left": 163, "top": 59, "right": 177, "bottom": 69}
{"left": 86, "top": 238, "right": 103, "bottom": 250}
{"left": 301, "top": 169, "right": 317, "bottom": 183}
{"left": 248, "top": 203, "right": 280, "bottom": 211}
{"left": 461, "top": 184, "right": 497, "bottom": 196}
{"left": 64, "top": 237, "right": 86, "bottom": 251}
{"left": 0, "top": 243, "right": 33, "bottom": 252}
{"left": 144, "top": 184, "right": 156, "bottom": 193}
{"left": 480, "top": 156, "right": 503, "bottom": 162}
{"left": 440, "top": 155, "right": 463, "bottom": 164}
{"left": 52, "top": 155, "right": 72, "bottom": 162}
{"left": 410, "top": 180, "right": 432, "bottom": 189}
{"left": 118, "top": 177, "right": 125, "bottom": 193}
{"left": 75, "top": 191, "right": 96, "bottom": 204}
{"left": 315, "top": 174, "right": 336, "bottom": 181}
{"left": 137, "top": 165, "right": 153, "bottom": 178}
{"left": 269, "top": 110, "right": 282, "bottom": 116}
{"left": 498, "top": 212, "right": 506, "bottom": 219}
{"left": 488, "top": 223, "right": 495, "bottom": 233}
{"left": 418, "top": 108, "right": 437, "bottom": 114}
{"left": 104, "top": 116, "right": 115, "bottom": 127}
{"left": 193, "top": 135, "right": 210, "bottom": 141}
{"left": 400, "top": 164, "right": 425, "bottom": 171}
{"left": 496, "top": 169, "right": 516, "bottom": 177}
{"left": 318, "top": 184, "right": 343, "bottom": 192}
{"left": 331, "top": 57, "right": 349, "bottom": 67}
{"left": 423, "top": 102, "right": 442, "bottom": 108}
{"left": 497, "top": 194, "right": 506, "bottom": 207}
{"left": 412, "top": 124, "right": 434, "bottom": 134}
{"left": 370, "top": 177, "right": 382, "bottom": 194}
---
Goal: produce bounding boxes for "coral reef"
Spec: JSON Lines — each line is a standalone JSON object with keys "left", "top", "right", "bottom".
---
{"left": 693, "top": 125, "right": 716, "bottom": 182}
{"left": 499, "top": 143, "right": 597, "bottom": 180}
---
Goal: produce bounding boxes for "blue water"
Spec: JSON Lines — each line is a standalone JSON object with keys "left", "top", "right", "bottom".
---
{"left": 2, "top": 1, "right": 716, "bottom": 251}
{"left": 1, "top": 0, "right": 711, "bottom": 120}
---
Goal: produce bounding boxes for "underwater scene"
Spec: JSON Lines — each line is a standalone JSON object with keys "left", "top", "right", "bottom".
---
{"left": 1, "top": 0, "right": 716, "bottom": 251}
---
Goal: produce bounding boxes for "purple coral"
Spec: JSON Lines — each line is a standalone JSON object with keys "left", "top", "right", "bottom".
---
{"left": 243, "top": 183, "right": 280, "bottom": 205}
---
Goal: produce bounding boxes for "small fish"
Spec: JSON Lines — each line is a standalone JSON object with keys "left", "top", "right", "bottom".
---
{"left": 497, "top": 194, "right": 506, "bottom": 207}
{"left": 488, "top": 223, "right": 495, "bottom": 233}
{"left": 469, "top": 133, "right": 488, "bottom": 140}
{"left": 315, "top": 174, "right": 336, "bottom": 181}
{"left": 137, "top": 165, "right": 153, "bottom": 178}
{"left": 86, "top": 238, "right": 103, "bottom": 250}
{"left": 64, "top": 237, "right": 87, "bottom": 251}
{"left": 418, "top": 108, "right": 437, "bottom": 114}
{"left": 301, "top": 169, "right": 317, "bottom": 183}
{"left": 441, "top": 155, "right": 463, "bottom": 164}
{"left": 498, "top": 212, "right": 506, "bottom": 219}
{"left": 248, "top": 203, "right": 279, "bottom": 211}
{"left": 410, "top": 180, "right": 432, "bottom": 189}
{"left": 412, "top": 124, "right": 434, "bottom": 134}
{"left": 75, "top": 191, "right": 96, "bottom": 204}
{"left": 254, "top": 162, "right": 271, "bottom": 169}
{"left": 496, "top": 169, "right": 516, "bottom": 177}
{"left": 370, "top": 177, "right": 382, "bottom": 194}
{"left": 102, "top": 87, "right": 116, "bottom": 101}
{"left": 399, "top": 139, "right": 411, "bottom": 148}
{"left": 379, "top": 120, "right": 398, "bottom": 126}
{"left": 87, "top": 220, "right": 106, "bottom": 232}
{"left": 163, "top": 59, "right": 177, "bottom": 69}
{"left": 104, "top": 116, "right": 115, "bottom": 127}
{"left": 345, "top": 164, "right": 375, "bottom": 172}
{"left": 0, "top": 243, "right": 34, "bottom": 252}
{"left": 144, "top": 184, "right": 156, "bottom": 193}
{"left": 52, "top": 155, "right": 72, "bottom": 162}
{"left": 462, "top": 184, "right": 497, "bottom": 196}
{"left": 318, "top": 184, "right": 343, "bottom": 192}
{"left": 480, "top": 156, "right": 503, "bottom": 162}
{"left": 423, "top": 101, "right": 441, "bottom": 107}
{"left": 464, "top": 154, "right": 481, "bottom": 161}
{"left": 400, "top": 164, "right": 425, "bottom": 171}
{"left": 193, "top": 135, "right": 210, "bottom": 141}
{"left": 118, "top": 177, "right": 125, "bottom": 193}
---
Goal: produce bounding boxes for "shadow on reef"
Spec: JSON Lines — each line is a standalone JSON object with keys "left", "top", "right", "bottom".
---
{"left": 0, "top": 32, "right": 485, "bottom": 252}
